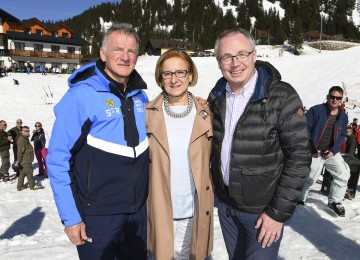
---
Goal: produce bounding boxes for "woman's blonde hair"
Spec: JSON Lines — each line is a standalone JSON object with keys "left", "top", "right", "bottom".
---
{"left": 154, "top": 49, "right": 198, "bottom": 88}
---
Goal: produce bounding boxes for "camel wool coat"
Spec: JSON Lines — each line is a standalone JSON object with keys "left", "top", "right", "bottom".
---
{"left": 146, "top": 92, "right": 214, "bottom": 260}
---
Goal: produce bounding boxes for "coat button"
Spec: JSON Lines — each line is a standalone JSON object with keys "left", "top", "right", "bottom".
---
{"left": 206, "top": 211, "right": 210, "bottom": 215}
{"left": 206, "top": 186, "right": 209, "bottom": 191}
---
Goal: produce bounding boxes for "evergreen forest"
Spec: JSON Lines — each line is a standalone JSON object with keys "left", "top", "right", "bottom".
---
{"left": 42, "top": 0, "right": 360, "bottom": 57}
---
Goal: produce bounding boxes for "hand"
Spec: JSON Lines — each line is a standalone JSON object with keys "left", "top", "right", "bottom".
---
{"left": 311, "top": 153, "right": 319, "bottom": 158}
{"left": 64, "top": 222, "right": 87, "bottom": 245}
{"left": 196, "top": 96, "right": 209, "bottom": 106}
{"left": 323, "top": 150, "right": 334, "bottom": 159}
{"left": 255, "top": 212, "right": 283, "bottom": 248}
{"left": 7, "top": 135, "right": 13, "bottom": 141}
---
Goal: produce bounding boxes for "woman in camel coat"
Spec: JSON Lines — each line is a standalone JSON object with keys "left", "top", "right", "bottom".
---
{"left": 146, "top": 49, "right": 214, "bottom": 259}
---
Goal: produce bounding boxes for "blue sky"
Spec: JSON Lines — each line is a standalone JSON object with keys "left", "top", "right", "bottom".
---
{"left": 1, "top": 0, "right": 121, "bottom": 21}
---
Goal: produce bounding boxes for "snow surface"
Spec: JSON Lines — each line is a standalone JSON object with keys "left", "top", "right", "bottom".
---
{"left": 1, "top": 44, "right": 360, "bottom": 259}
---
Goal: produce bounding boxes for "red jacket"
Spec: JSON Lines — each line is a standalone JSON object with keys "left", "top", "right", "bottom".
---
{"left": 355, "top": 127, "right": 360, "bottom": 144}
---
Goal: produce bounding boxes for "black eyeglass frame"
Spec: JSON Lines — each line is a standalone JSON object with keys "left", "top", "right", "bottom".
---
{"left": 328, "top": 94, "right": 343, "bottom": 101}
{"left": 161, "top": 70, "right": 191, "bottom": 79}
{"left": 217, "top": 50, "right": 255, "bottom": 65}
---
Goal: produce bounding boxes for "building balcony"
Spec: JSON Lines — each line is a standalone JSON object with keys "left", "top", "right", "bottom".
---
{"left": 9, "top": 49, "right": 83, "bottom": 59}
{"left": 0, "top": 49, "right": 9, "bottom": 56}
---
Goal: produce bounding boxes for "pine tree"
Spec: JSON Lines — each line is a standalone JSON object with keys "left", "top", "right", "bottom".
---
{"left": 289, "top": 18, "right": 304, "bottom": 55}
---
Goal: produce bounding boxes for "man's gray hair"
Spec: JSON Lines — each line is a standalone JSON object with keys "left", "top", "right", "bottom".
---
{"left": 101, "top": 23, "right": 139, "bottom": 54}
{"left": 214, "top": 28, "right": 256, "bottom": 57}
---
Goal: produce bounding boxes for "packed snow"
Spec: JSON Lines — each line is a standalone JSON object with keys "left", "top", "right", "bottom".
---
{"left": 1, "top": 44, "right": 360, "bottom": 259}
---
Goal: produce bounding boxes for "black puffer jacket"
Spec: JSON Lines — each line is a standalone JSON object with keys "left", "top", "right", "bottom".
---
{"left": 31, "top": 128, "right": 46, "bottom": 151}
{"left": 208, "top": 60, "right": 311, "bottom": 222}
{"left": 0, "top": 130, "right": 11, "bottom": 151}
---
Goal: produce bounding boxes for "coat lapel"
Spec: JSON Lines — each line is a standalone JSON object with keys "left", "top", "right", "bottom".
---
{"left": 189, "top": 95, "right": 213, "bottom": 145}
{"left": 146, "top": 93, "right": 170, "bottom": 157}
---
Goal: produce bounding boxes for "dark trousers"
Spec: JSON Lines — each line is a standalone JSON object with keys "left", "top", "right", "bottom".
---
{"left": 217, "top": 200, "right": 283, "bottom": 260}
{"left": 77, "top": 203, "right": 147, "bottom": 260}
{"left": 17, "top": 163, "right": 35, "bottom": 189}
{"left": 0, "top": 149, "right": 10, "bottom": 176}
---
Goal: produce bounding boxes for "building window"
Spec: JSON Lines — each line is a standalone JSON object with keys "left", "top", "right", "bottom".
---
{"left": 18, "top": 61, "right": 26, "bottom": 68}
{"left": 62, "top": 32, "right": 69, "bottom": 38}
{"left": 34, "top": 44, "right": 43, "bottom": 51}
{"left": 36, "top": 29, "right": 43, "bottom": 36}
{"left": 24, "top": 28, "right": 31, "bottom": 34}
{"left": 52, "top": 31, "right": 58, "bottom": 37}
{"left": 0, "top": 60, "right": 4, "bottom": 66}
{"left": 67, "top": 47, "right": 75, "bottom": 54}
{"left": 15, "top": 42, "right": 25, "bottom": 50}
{"left": 51, "top": 45, "right": 60, "bottom": 53}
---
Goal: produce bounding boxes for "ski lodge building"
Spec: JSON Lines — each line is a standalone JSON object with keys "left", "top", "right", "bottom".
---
{"left": 0, "top": 8, "right": 88, "bottom": 72}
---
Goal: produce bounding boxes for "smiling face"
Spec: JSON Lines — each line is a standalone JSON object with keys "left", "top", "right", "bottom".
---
{"left": 327, "top": 90, "right": 343, "bottom": 110}
{"left": 161, "top": 57, "right": 192, "bottom": 103}
{"left": 100, "top": 31, "right": 138, "bottom": 84}
{"left": 217, "top": 32, "right": 256, "bottom": 93}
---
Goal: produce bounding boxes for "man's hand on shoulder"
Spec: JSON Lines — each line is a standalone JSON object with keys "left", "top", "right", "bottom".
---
{"left": 255, "top": 212, "right": 283, "bottom": 248}
{"left": 195, "top": 96, "right": 209, "bottom": 106}
{"left": 64, "top": 221, "right": 87, "bottom": 245}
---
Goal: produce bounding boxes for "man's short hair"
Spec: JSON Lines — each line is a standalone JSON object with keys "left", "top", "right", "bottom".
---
{"left": 328, "top": 86, "right": 344, "bottom": 96}
{"left": 101, "top": 23, "right": 139, "bottom": 54}
{"left": 214, "top": 28, "right": 256, "bottom": 57}
{"left": 21, "top": 126, "right": 30, "bottom": 131}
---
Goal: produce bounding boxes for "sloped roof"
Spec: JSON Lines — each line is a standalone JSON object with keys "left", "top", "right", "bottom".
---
{"left": 304, "top": 30, "right": 328, "bottom": 38}
{"left": 0, "top": 8, "right": 20, "bottom": 23}
{"left": 20, "top": 17, "right": 49, "bottom": 31}
{"left": 49, "top": 23, "right": 74, "bottom": 33}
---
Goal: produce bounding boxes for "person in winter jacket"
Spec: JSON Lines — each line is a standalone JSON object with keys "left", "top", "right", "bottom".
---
{"left": 31, "top": 122, "right": 49, "bottom": 176}
{"left": 208, "top": 28, "right": 311, "bottom": 259}
{"left": 146, "top": 49, "right": 213, "bottom": 259}
{"left": 47, "top": 23, "right": 149, "bottom": 260}
{"left": 0, "top": 120, "right": 12, "bottom": 182}
{"left": 298, "top": 86, "right": 350, "bottom": 217}
{"left": 15, "top": 126, "right": 44, "bottom": 191}
{"left": 8, "top": 119, "right": 23, "bottom": 177}
{"left": 354, "top": 126, "right": 360, "bottom": 160}
{"left": 345, "top": 127, "right": 357, "bottom": 156}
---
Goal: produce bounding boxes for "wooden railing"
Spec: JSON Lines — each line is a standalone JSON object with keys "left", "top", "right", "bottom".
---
{"left": 8, "top": 50, "right": 83, "bottom": 59}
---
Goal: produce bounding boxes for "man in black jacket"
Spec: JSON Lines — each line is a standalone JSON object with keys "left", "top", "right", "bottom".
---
{"left": 0, "top": 120, "right": 12, "bottom": 182}
{"left": 8, "top": 119, "right": 23, "bottom": 177}
{"left": 208, "top": 28, "right": 311, "bottom": 259}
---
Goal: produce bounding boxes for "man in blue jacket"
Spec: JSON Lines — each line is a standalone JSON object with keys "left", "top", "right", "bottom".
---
{"left": 47, "top": 23, "right": 149, "bottom": 259}
{"left": 298, "top": 86, "right": 350, "bottom": 217}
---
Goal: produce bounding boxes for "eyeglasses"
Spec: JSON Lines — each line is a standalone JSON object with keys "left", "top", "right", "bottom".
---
{"left": 218, "top": 50, "right": 254, "bottom": 65}
{"left": 329, "top": 95, "right": 342, "bottom": 101}
{"left": 3, "top": 124, "right": 7, "bottom": 126}
{"left": 161, "top": 70, "right": 190, "bottom": 79}
{"left": 22, "top": 130, "right": 29, "bottom": 132}
{"left": 35, "top": 125, "right": 41, "bottom": 127}
{"left": 16, "top": 121, "right": 22, "bottom": 124}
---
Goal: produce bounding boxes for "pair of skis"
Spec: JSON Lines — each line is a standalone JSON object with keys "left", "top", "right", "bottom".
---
{"left": 42, "top": 85, "right": 54, "bottom": 105}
